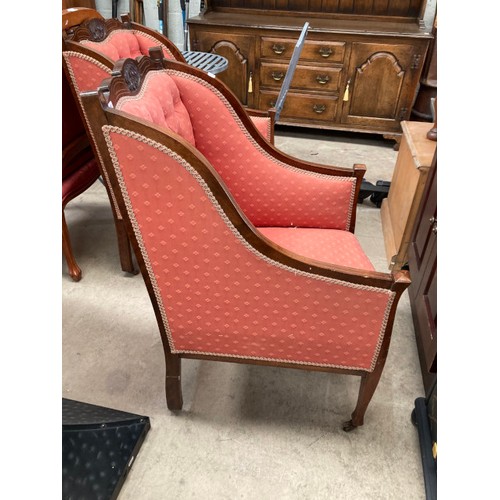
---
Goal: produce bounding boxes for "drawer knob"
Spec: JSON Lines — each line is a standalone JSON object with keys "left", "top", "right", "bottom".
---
{"left": 269, "top": 100, "right": 276, "bottom": 108}
{"left": 313, "top": 104, "right": 326, "bottom": 114}
{"left": 272, "top": 44, "right": 286, "bottom": 55}
{"left": 318, "top": 47, "right": 333, "bottom": 58}
{"left": 271, "top": 71, "right": 285, "bottom": 81}
{"left": 316, "top": 75, "right": 330, "bottom": 85}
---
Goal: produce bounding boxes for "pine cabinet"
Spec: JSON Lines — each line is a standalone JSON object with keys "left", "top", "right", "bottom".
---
{"left": 380, "top": 121, "right": 437, "bottom": 271}
{"left": 188, "top": 1, "right": 434, "bottom": 140}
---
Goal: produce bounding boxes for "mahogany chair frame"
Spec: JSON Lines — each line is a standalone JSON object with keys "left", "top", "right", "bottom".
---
{"left": 80, "top": 51, "right": 411, "bottom": 431}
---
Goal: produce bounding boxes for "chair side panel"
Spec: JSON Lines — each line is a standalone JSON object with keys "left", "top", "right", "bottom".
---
{"left": 104, "top": 126, "right": 394, "bottom": 372}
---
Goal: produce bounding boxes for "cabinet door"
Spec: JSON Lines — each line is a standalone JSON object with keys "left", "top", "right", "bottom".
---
{"left": 408, "top": 156, "right": 437, "bottom": 394}
{"left": 341, "top": 42, "right": 424, "bottom": 132}
{"left": 190, "top": 31, "right": 255, "bottom": 106}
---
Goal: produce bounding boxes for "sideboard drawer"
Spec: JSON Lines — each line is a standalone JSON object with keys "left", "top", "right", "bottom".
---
{"left": 259, "top": 90, "right": 338, "bottom": 121}
{"left": 261, "top": 37, "right": 346, "bottom": 64}
{"left": 301, "top": 40, "right": 346, "bottom": 63}
{"left": 260, "top": 62, "right": 342, "bottom": 92}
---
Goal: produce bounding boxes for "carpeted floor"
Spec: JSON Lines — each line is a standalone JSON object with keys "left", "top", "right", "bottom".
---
{"left": 62, "top": 126, "right": 427, "bottom": 499}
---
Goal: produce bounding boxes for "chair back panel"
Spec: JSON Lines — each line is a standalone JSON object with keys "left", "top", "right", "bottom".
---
{"left": 115, "top": 70, "right": 196, "bottom": 146}
{"left": 63, "top": 50, "right": 124, "bottom": 217}
{"left": 103, "top": 126, "right": 395, "bottom": 372}
{"left": 169, "top": 72, "right": 357, "bottom": 230}
{"left": 63, "top": 51, "right": 111, "bottom": 93}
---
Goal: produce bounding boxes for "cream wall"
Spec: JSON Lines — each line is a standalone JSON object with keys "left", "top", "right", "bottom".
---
{"left": 94, "top": 0, "right": 201, "bottom": 50}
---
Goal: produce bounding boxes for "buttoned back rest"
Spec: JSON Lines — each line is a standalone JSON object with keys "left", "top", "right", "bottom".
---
{"left": 114, "top": 70, "right": 196, "bottom": 147}
{"left": 80, "top": 30, "right": 176, "bottom": 62}
{"left": 67, "top": 16, "right": 180, "bottom": 63}
{"left": 166, "top": 70, "right": 357, "bottom": 230}
{"left": 101, "top": 124, "right": 395, "bottom": 372}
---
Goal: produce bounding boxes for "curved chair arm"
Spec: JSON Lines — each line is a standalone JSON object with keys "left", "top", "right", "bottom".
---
{"left": 149, "top": 55, "right": 364, "bottom": 232}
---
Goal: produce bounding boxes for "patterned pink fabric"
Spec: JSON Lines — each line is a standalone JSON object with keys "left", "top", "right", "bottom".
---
{"left": 104, "top": 127, "right": 394, "bottom": 372}
{"left": 249, "top": 116, "right": 271, "bottom": 141}
{"left": 81, "top": 30, "right": 175, "bottom": 61}
{"left": 63, "top": 51, "right": 124, "bottom": 219}
{"left": 257, "top": 227, "right": 375, "bottom": 271}
{"left": 170, "top": 72, "right": 356, "bottom": 230}
{"left": 63, "top": 52, "right": 111, "bottom": 92}
{"left": 115, "top": 71, "right": 195, "bottom": 146}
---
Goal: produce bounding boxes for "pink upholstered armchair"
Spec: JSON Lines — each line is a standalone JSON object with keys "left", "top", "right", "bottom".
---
{"left": 81, "top": 52, "right": 410, "bottom": 430}
{"left": 62, "top": 7, "right": 274, "bottom": 142}
{"left": 62, "top": 8, "right": 273, "bottom": 277}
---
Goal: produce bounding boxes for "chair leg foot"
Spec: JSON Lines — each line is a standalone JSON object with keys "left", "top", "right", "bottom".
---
{"left": 342, "top": 419, "right": 357, "bottom": 432}
{"left": 63, "top": 212, "right": 83, "bottom": 282}
{"left": 69, "top": 267, "right": 82, "bottom": 282}
{"left": 165, "top": 353, "right": 183, "bottom": 411}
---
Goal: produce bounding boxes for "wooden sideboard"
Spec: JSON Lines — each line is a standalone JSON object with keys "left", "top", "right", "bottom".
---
{"left": 188, "top": 0, "right": 434, "bottom": 140}
{"left": 381, "top": 120, "right": 436, "bottom": 270}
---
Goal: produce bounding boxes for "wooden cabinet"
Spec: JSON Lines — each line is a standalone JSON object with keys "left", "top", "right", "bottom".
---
{"left": 188, "top": 1, "right": 433, "bottom": 140}
{"left": 408, "top": 150, "right": 437, "bottom": 396}
{"left": 380, "top": 121, "right": 437, "bottom": 270}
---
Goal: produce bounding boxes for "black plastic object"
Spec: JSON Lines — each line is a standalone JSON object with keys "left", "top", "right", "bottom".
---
{"left": 411, "top": 381, "right": 437, "bottom": 500}
{"left": 62, "top": 398, "right": 150, "bottom": 500}
{"left": 358, "top": 179, "right": 391, "bottom": 207}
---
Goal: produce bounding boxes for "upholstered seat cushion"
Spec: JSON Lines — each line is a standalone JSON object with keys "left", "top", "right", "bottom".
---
{"left": 115, "top": 71, "right": 196, "bottom": 146}
{"left": 257, "top": 227, "right": 375, "bottom": 271}
{"left": 81, "top": 30, "right": 175, "bottom": 61}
